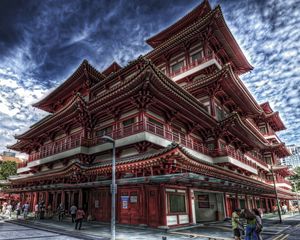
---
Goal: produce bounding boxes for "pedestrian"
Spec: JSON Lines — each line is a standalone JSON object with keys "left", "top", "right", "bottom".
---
{"left": 272, "top": 205, "right": 277, "bottom": 214}
{"left": 2, "top": 202, "right": 7, "bottom": 214}
{"left": 16, "top": 202, "right": 21, "bottom": 220}
{"left": 47, "top": 204, "right": 52, "bottom": 218}
{"left": 282, "top": 204, "right": 288, "bottom": 215}
{"left": 244, "top": 209, "right": 258, "bottom": 240}
{"left": 232, "top": 208, "right": 243, "bottom": 240}
{"left": 75, "top": 207, "right": 85, "bottom": 230}
{"left": 34, "top": 203, "right": 39, "bottom": 219}
{"left": 57, "top": 203, "right": 64, "bottom": 221}
{"left": 253, "top": 209, "right": 263, "bottom": 240}
{"left": 70, "top": 204, "right": 77, "bottom": 223}
{"left": 6, "top": 203, "right": 12, "bottom": 219}
{"left": 23, "top": 202, "right": 30, "bottom": 220}
{"left": 40, "top": 201, "right": 45, "bottom": 219}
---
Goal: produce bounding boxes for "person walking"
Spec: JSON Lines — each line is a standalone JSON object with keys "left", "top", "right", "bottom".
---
{"left": 282, "top": 204, "right": 288, "bottom": 215}
{"left": 75, "top": 208, "right": 85, "bottom": 230}
{"left": 23, "top": 202, "right": 30, "bottom": 220}
{"left": 253, "top": 209, "right": 263, "bottom": 240}
{"left": 16, "top": 202, "right": 21, "bottom": 220}
{"left": 40, "top": 201, "right": 46, "bottom": 219}
{"left": 232, "top": 208, "right": 243, "bottom": 240}
{"left": 34, "top": 203, "right": 39, "bottom": 219}
{"left": 244, "top": 209, "right": 258, "bottom": 240}
{"left": 6, "top": 203, "right": 12, "bottom": 219}
{"left": 47, "top": 204, "right": 52, "bottom": 218}
{"left": 57, "top": 203, "right": 64, "bottom": 221}
{"left": 70, "top": 204, "right": 77, "bottom": 223}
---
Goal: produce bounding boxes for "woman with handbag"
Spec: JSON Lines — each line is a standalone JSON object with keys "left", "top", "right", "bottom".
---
{"left": 253, "top": 209, "right": 263, "bottom": 240}
{"left": 244, "top": 209, "right": 259, "bottom": 240}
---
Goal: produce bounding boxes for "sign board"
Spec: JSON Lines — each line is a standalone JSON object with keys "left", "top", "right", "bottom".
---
{"left": 121, "top": 196, "right": 129, "bottom": 209}
{"left": 95, "top": 200, "right": 99, "bottom": 208}
{"left": 130, "top": 196, "right": 138, "bottom": 203}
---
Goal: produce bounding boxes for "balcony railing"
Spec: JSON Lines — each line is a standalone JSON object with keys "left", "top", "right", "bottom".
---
{"left": 168, "top": 52, "right": 222, "bottom": 78}
{"left": 27, "top": 132, "right": 89, "bottom": 163}
{"left": 21, "top": 121, "right": 265, "bottom": 173}
{"left": 211, "top": 148, "right": 257, "bottom": 169}
{"left": 21, "top": 121, "right": 209, "bottom": 169}
{"left": 245, "top": 153, "right": 268, "bottom": 168}
{"left": 93, "top": 121, "right": 210, "bottom": 155}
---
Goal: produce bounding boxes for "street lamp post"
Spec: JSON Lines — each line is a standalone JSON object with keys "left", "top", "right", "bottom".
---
{"left": 101, "top": 136, "right": 116, "bottom": 240}
{"left": 270, "top": 165, "right": 282, "bottom": 223}
{"left": 292, "top": 182, "right": 300, "bottom": 214}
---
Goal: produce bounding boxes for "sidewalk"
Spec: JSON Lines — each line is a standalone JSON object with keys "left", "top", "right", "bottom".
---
{"left": 4, "top": 214, "right": 213, "bottom": 240}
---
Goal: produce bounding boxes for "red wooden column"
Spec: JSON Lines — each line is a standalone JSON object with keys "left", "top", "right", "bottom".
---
{"left": 187, "top": 188, "right": 193, "bottom": 224}
{"left": 61, "top": 191, "right": 65, "bottom": 206}
{"left": 53, "top": 192, "right": 57, "bottom": 210}
{"left": 159, "top": 184, "right": 167, "bottom": 227}
{"left": 79, "top": 189, "right": 83, "bottom": 208}
{"left": 245, "top": 195, "right": 249, "bottom": 209}
{"left": 71, "top": 191, "right": 74, "bottom": 205}
{"left": 45, "top": 191, "right": 49, "bottom": 208}
{"left": 236, "top": 193, "right": 240, "bottom": 209}
{"left": 224, "top": 194, "right": 230, "bottom": 218}
{"left": 265, "top": 198, "right": 269, "bottom": 213}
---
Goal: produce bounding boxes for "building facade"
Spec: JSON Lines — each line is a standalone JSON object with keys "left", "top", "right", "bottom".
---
{"left": 8, "top": 1, "right": 294, "bottom": 228}
{"left": 282, "top": 145, "right": 300, "bottom": 168}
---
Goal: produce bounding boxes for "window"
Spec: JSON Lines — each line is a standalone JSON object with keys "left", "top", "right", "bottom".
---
{"left": 191, "top": 50, "right": 203, "bottom": 62}
{"left": 169, "top": 193, "right": 186, "bottom": 213}
{"left": 216, "top": 107, "right": 224, "bottom": 121}
{"left": 148, "top": 117, "right": 164, "bottom": 128}
{"left": 96, "top": 126, "right": 112, "bottom": 137}
{"left": 264, "top": 156, "right": 272, "bottom": 165}
{"left": 122, "top": 118, "right": 135, "bottom": 126}
{"left": 208, "top": 143, "right": 215, "bottom": 151}
{"left": 259, "top": 126, "right": 267, "bottom": 134}
{"left": 171, "top": 61, "right": 184, "bottom": 73}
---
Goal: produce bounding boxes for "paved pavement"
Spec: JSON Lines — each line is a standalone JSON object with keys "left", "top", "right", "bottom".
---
{"left": 0, "top": 220, "right": 80, "bottom": 240}
{"left": 0, "top": 212, "right": 300, "bottom": 240}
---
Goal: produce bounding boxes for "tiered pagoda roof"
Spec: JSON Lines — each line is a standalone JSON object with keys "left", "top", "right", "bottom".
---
{"left": 260, "top": 102, "right": 286, "bottom": 131}
{"left": 146, "top": 4, "right": 253, "bottom": 74}
{"left": 146, "top": 0, "right": 212, "bottom": 48}
{"left": 33, "top": 60, "right": 105, "bottom": 113}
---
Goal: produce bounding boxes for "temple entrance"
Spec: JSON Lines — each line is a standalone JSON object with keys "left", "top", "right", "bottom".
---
{"left": 91, "top": 188, "right": 111, "bottom": 222}
{"left": 82, "top": 190, "right": 89, "bottom": 212}
{"left": 56, "top": 193, "right": 61, "bottom": 207}
{"left": 226, "top": 195, "right": 237, "bottom": 217}
{"left": 119, "top": 187, "right": 142, "bottom": 225}
{"left": 48, "top": 193, "right": 53, "bottom": 207}
{"left": 194, "top": 192, "right": 225, "bottom": 222}
{"left": 64, "top": 192, "right": 69, "bottom": 211}
{"left": 146, "top": 186, "right": 160, "bottom": 227}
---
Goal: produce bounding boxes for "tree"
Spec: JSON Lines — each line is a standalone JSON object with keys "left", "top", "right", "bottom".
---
{"left": 0, "top": 161, "right": 17, "bottom": 180}
{"left": 289, "top": 166, "right": 300, "bottom": 191}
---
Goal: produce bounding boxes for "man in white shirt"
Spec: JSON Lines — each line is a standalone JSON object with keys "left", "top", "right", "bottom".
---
{"left": 70, "top": 204, "right": 77, "bottom": 223}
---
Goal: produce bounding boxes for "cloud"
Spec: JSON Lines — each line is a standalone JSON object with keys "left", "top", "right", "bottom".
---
{"left": 0, "top": 0, "right": 299, "bottom": 157}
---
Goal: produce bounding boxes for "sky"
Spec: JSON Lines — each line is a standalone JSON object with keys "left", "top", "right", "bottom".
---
{"left": 0, "top": 0, "right": 299, "bottom": 157}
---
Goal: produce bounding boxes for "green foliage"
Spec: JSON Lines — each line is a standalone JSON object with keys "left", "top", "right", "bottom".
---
{"left": 0, "top": 161, "right": 17, "bottom": 180}
{"left": 289, "top": 166, "right": 300, "bottom": 192}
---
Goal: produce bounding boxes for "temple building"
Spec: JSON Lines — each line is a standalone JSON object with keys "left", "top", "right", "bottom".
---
{"left": 7, "top": 0, "right": 294, "bottom": 228}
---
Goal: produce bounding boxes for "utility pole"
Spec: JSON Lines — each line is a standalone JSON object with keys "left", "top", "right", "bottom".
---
{"left": 271, "top": 165, "right": 282, "bottom": 223}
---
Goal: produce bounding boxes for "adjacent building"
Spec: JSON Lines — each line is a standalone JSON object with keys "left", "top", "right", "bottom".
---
{"left": 7, "top": 0, "right": 294, "bottom": 228}
{"left": 282, "top": 145, "right": 300, "bottom": 168}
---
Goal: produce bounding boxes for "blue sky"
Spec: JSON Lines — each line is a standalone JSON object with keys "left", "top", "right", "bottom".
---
{"left": 0, "top": 0, "right": 299, "bottom": 156}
